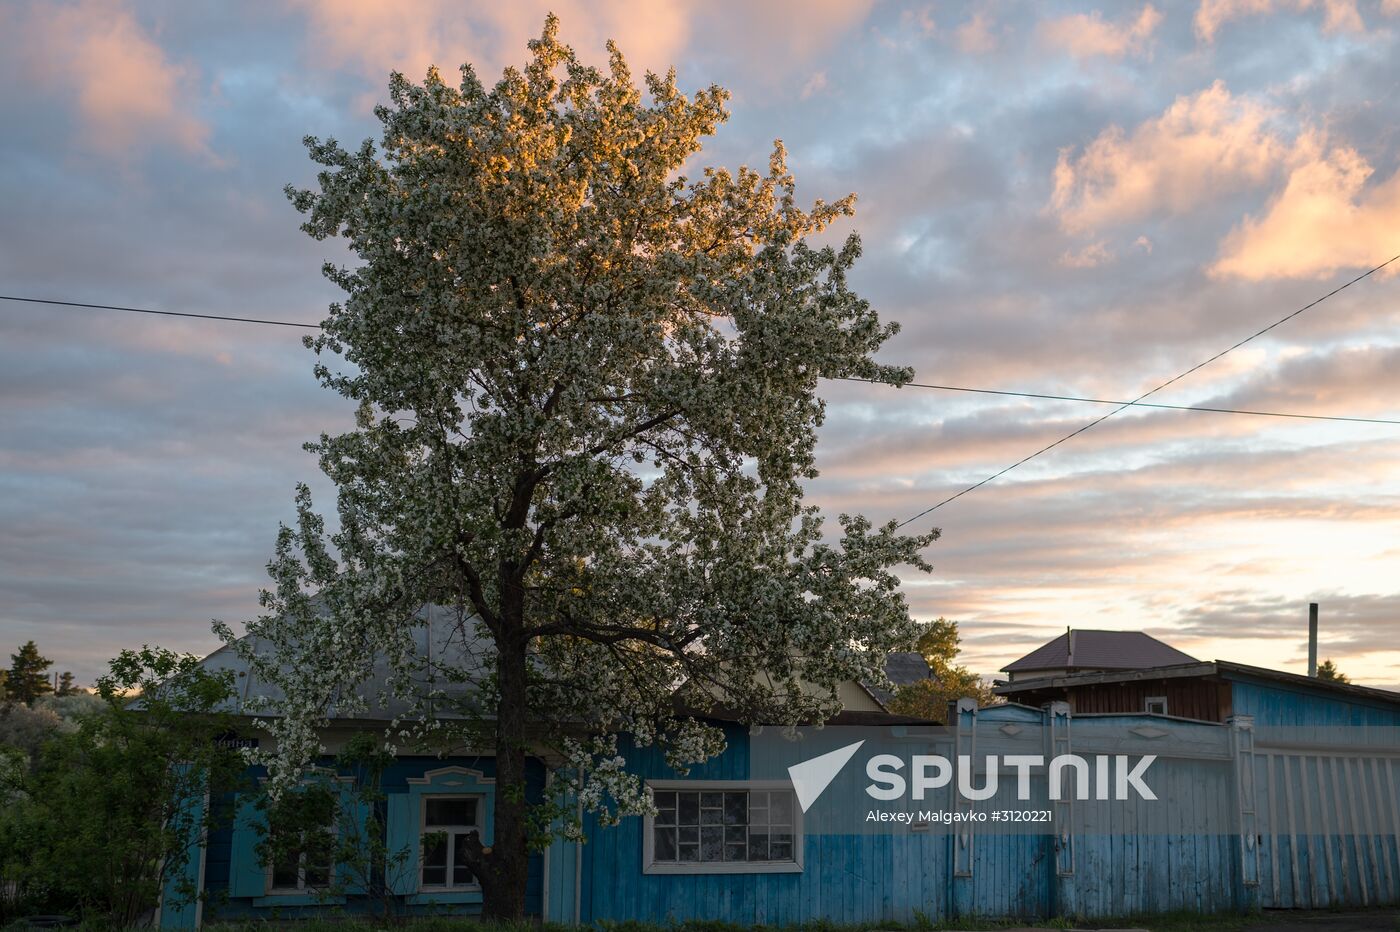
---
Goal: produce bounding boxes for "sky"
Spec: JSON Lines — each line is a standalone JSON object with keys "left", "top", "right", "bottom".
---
{"left": 1, "top": 0, "right": 1399, "bottom": 690}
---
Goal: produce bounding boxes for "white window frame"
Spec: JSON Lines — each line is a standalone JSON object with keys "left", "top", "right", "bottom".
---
{"left": 263, "top": 771, "right": 347, "bottom": 895}
{"left": 1145, "top": 695, "right": 1168, "bottom": 715}
{"left": 419, "top": 793, "right": 484, "bottom": 892}
{"left": 265, "top": 807, "right": 338, "bottom": 894}
{"left": 642, "top": 780, "right": 803, "bottom": 875}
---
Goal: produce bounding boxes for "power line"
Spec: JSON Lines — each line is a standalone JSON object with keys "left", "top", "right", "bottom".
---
{"left": 3, "top": 283, "right": 1398, "bottom": 435}
{"left": 0, "top": 294, "right": 321, "bottom": 329}
{"left": 835, "top": 377, "right": 1400, "bottom": 426}
{"left": 895, "top": 251, "right": 1400, "bottom": 528}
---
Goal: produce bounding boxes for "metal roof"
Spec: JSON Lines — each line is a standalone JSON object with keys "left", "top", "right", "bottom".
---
{"left": 994, "top": 659, "right": 1400, "bottom": 707}
{"left": 1001, "top": 629, "right": 1198, "bottom": 673}
{"left": 202, "top": 604, "right": 492, "bottom": 721}
{"left": 864, "top": 651, "right": 933, "bottom": 707}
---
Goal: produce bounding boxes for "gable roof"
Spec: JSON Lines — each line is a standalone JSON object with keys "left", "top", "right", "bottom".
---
{"left": 865, "top": 651, "right": 934, "bottom": 707}
{"left": 200, "top": 608, "right": 923, "bottom": 724}
{"left": 202, "top": 604, "right": 492, "bottom": 721}
{"left": 994, "top": 658, "right": 1400, "bottom": 709}
{"left": 1002, "top": 629, "right": 1197, "bottom": 674}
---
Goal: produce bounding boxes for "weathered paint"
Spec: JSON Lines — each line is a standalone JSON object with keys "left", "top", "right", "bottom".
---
{"left": 163, "top": 677, "right": 1399, "bottom": 928}
{"left": 202, "top": 756, "right": 545, "bottom": 923}
{"left": 1228, "top": 675, "right": 1400, "bottom": 727}
{"left": 156, "top": 770, "right": 207, "bottom": 931}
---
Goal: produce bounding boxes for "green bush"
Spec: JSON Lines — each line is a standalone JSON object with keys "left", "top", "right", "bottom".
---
{"left": 0, "top": 647, "right": 247, "bottom": 926}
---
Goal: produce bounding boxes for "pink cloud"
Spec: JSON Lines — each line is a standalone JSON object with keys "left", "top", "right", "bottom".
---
{"left": 1040, "top": 4, "right": 1163, "bottom": 60}
{"left": 290, "top": 1, "right": 876, "bottom": 97}
{"left": 1059, "top": 239, "right": 1114, "bottom": 268}
{"left": 1195, "top": 0, "right": 1364, "bottom": 42}
{"left": 954, "top": 11, "right": 999, "bottom": 53}
{"left": 9, "top": 0, "right": 212, "bottom": 158}
{"left": 291, "top": 0, "right": 690, "bottom": 87}
{"left": 1050, "top": 81, "right": 1284, "bottom": 233}
{"left": 1211, "top": 135, "right": 1400, "bottom": 280}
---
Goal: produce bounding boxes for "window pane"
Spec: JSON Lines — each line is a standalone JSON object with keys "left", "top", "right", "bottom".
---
{"left": 770, "top": 792, "right": 793, "bottom": 825}
{"left": 422, "top": 865, "right": 446, "bottom": 886}
{"left": 770, "top": 832, "right": 793, "bottom": 861}
{"left": 426, "top": 797, "right": 476, "bottom": 827}
{"left": 305, "top": 861, "right": 330, "bottom": 887}
{"left": 452, "top": 833, "right": 476, "bottom": 886}
{"left": 700, "top": 791, "right": 722, "bottom": 809}
{"left": 748, "top": 832, "right": 770, "bottom": 861}
{"left": 723, "top": 792, "right": 747, "bottom": 825}
{"left": 422, "top": 833, "right": 447, "bottom": 867}
{"left": 678, "top": 843, "right": 699, "bottom": 862}
{"left": 725, "top": 842, "right": 747, "bottom": 861}
{"left": 700, "top": 826, "right": 723, "bottom": 861}
{"left": 677, "top": 792, "right": 699, "bottom": 826}
{"left": 654, "top": 802, "right": 676, "bottom": 826}
{"left": 653, "top": 826, "right": 676, "bottom": 861}
{"left": 306, "top": 832, "right": 334, "bottom": 872}
{"left": 272, "top": 860, "right": 300, "bottom": 890}
{"left": 653, "top": 791, "right": 675, "bottom": 810}
{"left": 678, "top": 825, "right": 698, "bottom": 845}
{"left": 700, "top": 804, "right": 722, "bottom": 825}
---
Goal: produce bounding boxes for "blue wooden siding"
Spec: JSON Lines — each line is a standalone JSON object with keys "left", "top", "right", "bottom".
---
{"left": 1229, "top": 675, "right": 1400, "bottom": 727}
{"left": 167, "top": 680, "right": 1399, "bottom": 928}
{"left": 577, "top": 705, "right": 1397, "bottom": 924}
{"left": 199, "top": 755, "right": 545, "bottom": 923}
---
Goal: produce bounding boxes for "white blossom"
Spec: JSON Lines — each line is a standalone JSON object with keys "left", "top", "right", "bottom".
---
{"left": 220, "top": 15, "right": 935, "bottom": 915}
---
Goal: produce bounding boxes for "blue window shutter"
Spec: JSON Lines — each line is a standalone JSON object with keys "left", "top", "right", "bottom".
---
{"left": 385, "top": 792, "right": 418, "bottom": 895}
{"left": 157, "top": 769, "right": 206, "bottom": 929}
{"left": 227, "top": 795, "right": 267, "bottom": 898}
{"left": 337, "top": 795, "right": 373, "bottom": 895}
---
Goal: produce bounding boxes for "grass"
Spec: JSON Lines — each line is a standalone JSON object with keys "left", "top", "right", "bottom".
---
{"left": 194, "top": 911, "right": 1259, "bottom": 932}
{"left": 29, "top": 908, "right": 1400, "bottom": 932}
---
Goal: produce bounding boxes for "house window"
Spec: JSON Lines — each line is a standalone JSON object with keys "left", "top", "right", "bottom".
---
{"left": 644, "top": 783, "right": 803, "bottom": 874}
{"left": 420, "top": 796, "right": 482, "bottom": 890}
{"left": 1145, "top": 696, "right": 1168, "bottom": 715}
{"left": 266, "top": 818, "right": 335, "bottom": 893}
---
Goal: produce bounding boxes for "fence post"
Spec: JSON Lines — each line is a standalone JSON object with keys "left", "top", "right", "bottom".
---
{"left": 1229, "top": 714, "right": 1261, "bottom": 911}
{"left": 1044, "top": 701, "right": 1074, "bottom": 916}
{"left": 949, "top": 698, "right": 978, "bottom": 917}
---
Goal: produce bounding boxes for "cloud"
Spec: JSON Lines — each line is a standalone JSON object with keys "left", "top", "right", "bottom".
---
{"left": 1211, "top": 136, "right": 1400, "bottom": 280}
{"left": 1040, "top": 5, "right": 1163, "bottom": 59}
{"left": 290, "top": 0, "right": 691, "bottom": 88}
{"left": 801, "top": 71, "right": 829, "bottom": 100}
{"left": 1171, "top": 591, "right": 1400, "bottom": 658}
{"left": 3, "top": 0, "right": 212, "bottom": 158}
{"left": 1050, "top": 81, "right": 1284, "bottom": 232}
{"left": 1194, "top": 0, "right": 1364, "bottom": 42}
{"left": 1059, "top": 240, "right": 1114, "bottom": 268}
{"left": 290, "top": 0, "right": 876, "bottom": 97}
{"left": 955, "top": 11, "right": 999, "bottom": 53}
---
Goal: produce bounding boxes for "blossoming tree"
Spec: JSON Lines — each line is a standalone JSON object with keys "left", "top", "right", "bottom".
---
{"left": 224, "top": 17, "right": 936, "bottom": 919}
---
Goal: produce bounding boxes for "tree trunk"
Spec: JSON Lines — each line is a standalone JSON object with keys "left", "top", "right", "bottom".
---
{"left": 481, "top": 625, "right": 530, "bottom": 920}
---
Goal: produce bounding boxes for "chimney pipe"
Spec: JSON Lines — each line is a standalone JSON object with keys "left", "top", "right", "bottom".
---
{"left": 1307, "top": 602, "right": 1318, "bottom": 677}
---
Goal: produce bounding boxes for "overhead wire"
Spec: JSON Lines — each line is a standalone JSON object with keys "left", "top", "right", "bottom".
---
{"left": 893, "top": 251, "right": 1400, "bottom": 528}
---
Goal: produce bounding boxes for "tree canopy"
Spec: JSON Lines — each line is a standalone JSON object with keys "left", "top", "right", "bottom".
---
{"left": 223, "top": 17, "right": 935, "bottom": 918}
{"left": 7, "top": 641, "right": 53, "bottom": 705}
{"left": 1316, "top": 658, "right": 1350, "bottom": 683}
{"left": 886, "top": 618, "right": 997, "bottom": 722}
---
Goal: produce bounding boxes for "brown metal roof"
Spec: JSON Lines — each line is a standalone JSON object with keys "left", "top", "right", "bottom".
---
{"left": 1001, "top": 629, "right": 1198, "bottom": 673}
{"left": 994, "top": 659, "right": 1400, "bottom": 708}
